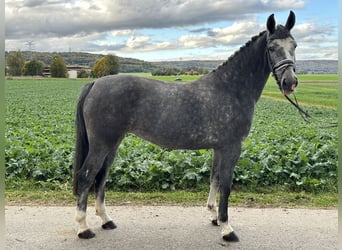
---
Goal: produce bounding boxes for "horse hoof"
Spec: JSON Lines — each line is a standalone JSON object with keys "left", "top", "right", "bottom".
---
{"left": 211, "top": 219, "right": 219, "bottom": 226}
{"left": 222, "top": 231, "right": 239, "bottom": 242}
{"left": 102, "top": 220, "right": 117, "bottom": 230}
{"left": 78, "top": 229, "right": 95, "bottom": 239}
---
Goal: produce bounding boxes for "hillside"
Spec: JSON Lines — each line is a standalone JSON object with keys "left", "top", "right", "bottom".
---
{"left": 6, "top": 51, "right": 338, "bottom": 74}
{"left": 154, "top": 60, "right": 338, "bottom": 74}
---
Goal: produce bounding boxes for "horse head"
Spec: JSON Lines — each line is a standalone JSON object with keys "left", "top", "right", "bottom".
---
{"left": 266, "top": 11, "right": 298, "bottom": 96}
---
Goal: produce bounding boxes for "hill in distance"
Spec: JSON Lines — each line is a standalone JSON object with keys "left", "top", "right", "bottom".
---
{"left": 7, "top": 51, "right": 338, "bottom": 74}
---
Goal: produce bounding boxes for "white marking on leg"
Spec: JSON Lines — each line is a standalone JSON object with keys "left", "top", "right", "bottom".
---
{"left": 95, "top": 198, "right": 112, "bottom": 224}
{"left": 220, "top": 221, "right": 234, "bottom": 237}
{"left": 207, "top": 182, "right": 218, "bottom": 223}
{"left": 75, "top": 209, "right": 89, "bottom": 235}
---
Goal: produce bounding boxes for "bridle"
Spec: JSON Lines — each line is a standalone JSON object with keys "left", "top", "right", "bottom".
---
{"left": 265, "top": 46, "right": 296, "bottom": 81}
{"left": 266, "top": 45, "right": 337, "bottom": 129}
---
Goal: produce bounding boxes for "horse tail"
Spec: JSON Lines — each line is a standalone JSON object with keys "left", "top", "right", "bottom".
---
{"left": 73, "top": 81, "right": 95, "bottom": 196}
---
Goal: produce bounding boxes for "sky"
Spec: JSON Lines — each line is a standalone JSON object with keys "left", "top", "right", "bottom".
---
{"left": 5, "top": 0, "right": 338, "bottom": 62}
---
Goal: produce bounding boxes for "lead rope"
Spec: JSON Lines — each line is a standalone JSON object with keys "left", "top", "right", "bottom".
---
{"left": 284, "top": 93, "right": 338, "bottom": 128}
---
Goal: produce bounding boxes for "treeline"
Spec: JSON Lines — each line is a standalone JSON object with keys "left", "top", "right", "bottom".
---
{"left": 152, "top": 66, "right": 209, "bottom": 76}
{"left": 6, "top": 51, "right": 68, "bottom": 77}
{"left": 5, "top": 51, "right": 157, "bottom": 73}
{"left": 5, "top": 51, "right": 120, "bottom": 78}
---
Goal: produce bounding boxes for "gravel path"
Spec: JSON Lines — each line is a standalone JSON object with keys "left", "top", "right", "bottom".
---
{"left": 5, "top": 206, "right": 338, "bottom": 250}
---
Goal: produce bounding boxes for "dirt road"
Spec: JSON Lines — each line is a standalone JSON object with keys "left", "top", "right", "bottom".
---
{"left": 5, "top": 206, "right": 337, "bottom": 249}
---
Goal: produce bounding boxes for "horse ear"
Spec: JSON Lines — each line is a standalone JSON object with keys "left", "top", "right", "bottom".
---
{"left": 267, "top": 14, "right": 276, "bottom": 34}
{"left": 285, "top": 10, "right": 296, "bottom": 30}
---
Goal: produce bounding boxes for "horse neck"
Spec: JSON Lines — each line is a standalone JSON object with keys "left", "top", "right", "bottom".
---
{"left": 213, "top": 31, "right": 270, "bottom": 102}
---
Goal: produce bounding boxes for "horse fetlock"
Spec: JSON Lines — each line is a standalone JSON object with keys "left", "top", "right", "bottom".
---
{"left": 220, "top": 221, "right": 239, "bottom": 242}
{"left": 75, "top": 209, "right": 93, "bottom": 238}
{"left": 207, "top": 204, "right": 219, "bottom": 225}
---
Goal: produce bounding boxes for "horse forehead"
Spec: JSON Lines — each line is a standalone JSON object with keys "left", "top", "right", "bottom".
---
{"left": 271, "top": 37, "right": 295, "bottom": 57}
{"left": 272, "top": 37, "right": 295, "bottom": 51}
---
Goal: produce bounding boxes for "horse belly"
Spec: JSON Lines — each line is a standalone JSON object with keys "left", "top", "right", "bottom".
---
{"left": 129, "top": 108, "right": 227, "bottom": 150}
{"left": 131, "top": 126, "right": 219, "bottom": 150}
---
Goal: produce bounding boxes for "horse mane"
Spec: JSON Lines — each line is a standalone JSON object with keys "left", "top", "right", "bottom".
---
{"left": 213, "top": 30, "right": 267, "bottom": 72}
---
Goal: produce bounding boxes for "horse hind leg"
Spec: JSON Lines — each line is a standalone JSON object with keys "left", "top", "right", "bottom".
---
{"left": 75, "top": 145, "right": 113, "bottom": 239}
{"left": 94, "top": 146, "right": 121, "bottom": 230}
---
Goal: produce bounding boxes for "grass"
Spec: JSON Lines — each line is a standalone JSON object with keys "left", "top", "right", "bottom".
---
{"left": 5, "top": 189, "right": 337, "bottom": 208}
{"left": 126, "top": 73, "right": 338, "bottom": 108}
{"left": 262, "top": 77, "right": 338, "bottom": 108}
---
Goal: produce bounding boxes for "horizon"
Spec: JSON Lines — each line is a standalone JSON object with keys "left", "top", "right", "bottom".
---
{"left": 5, "top": 1, "right": 338, "bottom": 62}
{"left": 5, "top": 50, "right": 338, "bottom": 63}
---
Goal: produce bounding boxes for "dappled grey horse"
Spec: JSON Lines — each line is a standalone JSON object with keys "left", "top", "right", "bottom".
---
{"left": 73, "top": 11, "right": 297, "bottom": 241}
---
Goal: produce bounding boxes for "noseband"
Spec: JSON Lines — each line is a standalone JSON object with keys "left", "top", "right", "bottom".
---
{"left": 272, "top": 59, "right": 295, "bottom": 73}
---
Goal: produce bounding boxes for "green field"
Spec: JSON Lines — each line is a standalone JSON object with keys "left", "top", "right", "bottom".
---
{"left": 126, "top": 73, "right": 338, "bottom": 108}
{"left": 5, "top": 75, "right": 337, "bottom": 195}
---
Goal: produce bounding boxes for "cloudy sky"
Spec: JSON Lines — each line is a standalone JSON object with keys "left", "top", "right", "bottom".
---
{"left": 5, "top": 0, "right": 338, "bottom": 61}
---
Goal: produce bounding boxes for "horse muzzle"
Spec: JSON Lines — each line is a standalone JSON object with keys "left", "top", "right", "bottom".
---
{"left": 280, "top": 68, "right": 298, "bottom": 96}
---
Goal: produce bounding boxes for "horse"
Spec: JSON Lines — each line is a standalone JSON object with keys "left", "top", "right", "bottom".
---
{"left": 73, "top": 11, "right": 297, "bottom": 242}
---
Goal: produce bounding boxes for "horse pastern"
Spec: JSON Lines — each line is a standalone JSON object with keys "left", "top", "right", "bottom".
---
{"left": 78, "top": 229, "right": 96, "bottom": 239}
{"left": 102, "top": 220, "right": 117, "bottom": 230}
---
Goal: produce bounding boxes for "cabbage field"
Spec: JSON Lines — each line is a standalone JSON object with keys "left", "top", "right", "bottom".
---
{"left": 5, "top": 76, "right": 338, "bottom": 192}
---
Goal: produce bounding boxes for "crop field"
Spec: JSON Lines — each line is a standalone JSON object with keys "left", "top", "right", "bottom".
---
{"left": 5, "top": 75, "right": 337, "bottom": 193}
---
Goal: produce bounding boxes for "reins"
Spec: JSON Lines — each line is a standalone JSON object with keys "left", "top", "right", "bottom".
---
{"left": 283, "top": 92, "right": 338, "bottom": 129}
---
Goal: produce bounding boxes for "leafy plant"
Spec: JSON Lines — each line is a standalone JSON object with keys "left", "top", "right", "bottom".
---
{"left": 5, "top": 78, "right": 337, "bottom": 193}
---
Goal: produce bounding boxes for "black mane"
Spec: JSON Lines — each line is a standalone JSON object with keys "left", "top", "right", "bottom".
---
{"left": 214, "top": 31, "right": 267, "bottom": 72}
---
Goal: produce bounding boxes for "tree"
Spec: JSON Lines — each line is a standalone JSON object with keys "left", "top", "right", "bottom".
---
{"left": 77, "top": 69, "right": 90, "bottom": 78}
{"left": 50, "top": 56, "right": 67, "bottom": 78}
{"left": 106, "top": 55, "right": 120, "bottom": 75}
{"left": 93, "top": 55, "right": 120, "bottom": 77}
{"left": 6, "top": 51, "right": 25, "bottom": 76}
{"left": 22, "top": 60, "right": 45, "bottom": 76}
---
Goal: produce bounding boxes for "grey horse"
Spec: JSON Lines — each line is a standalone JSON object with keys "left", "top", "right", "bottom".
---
{"left": 73, "top": 11, "right": 297, "bottom": 242}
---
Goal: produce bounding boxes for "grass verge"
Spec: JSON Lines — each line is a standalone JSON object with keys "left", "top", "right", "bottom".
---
{"left": 5, "top": 189, "right": 337, "bottom": 208}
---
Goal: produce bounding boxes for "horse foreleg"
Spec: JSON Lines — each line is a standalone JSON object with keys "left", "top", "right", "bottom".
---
{"left": 207, "top": 151, "right": 220, "bottom": 225}
{"left": 216, "top": 145, "right": 241, "bottom": 242}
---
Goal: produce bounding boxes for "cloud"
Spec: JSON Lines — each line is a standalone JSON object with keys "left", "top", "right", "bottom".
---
{"left": 5, "top": 0, "right": 305, "bottom": 39}
{"left": 126, "top": 36, "right": 151, "bottom": 49}
{"left": 5, "top": 0, "right": 337, "bottom": 60}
